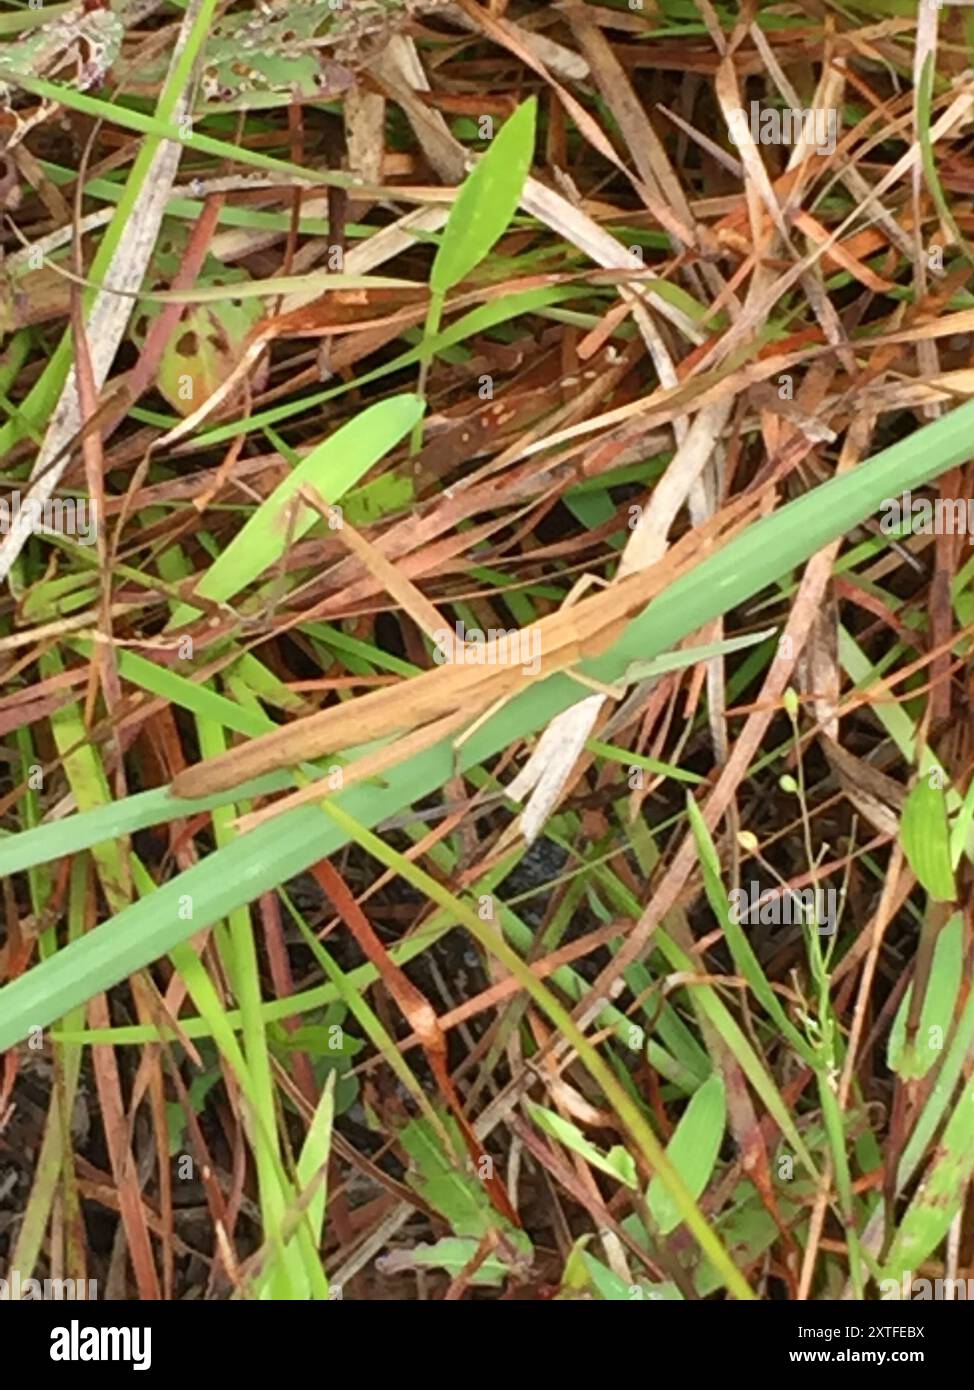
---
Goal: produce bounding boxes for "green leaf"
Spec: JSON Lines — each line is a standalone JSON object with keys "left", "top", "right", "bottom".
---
{"left": 71, "top": 642, "right": 275, "bottom": 737}
{"left": 917, "top": 53, "right": 974, "bottom": 270}
{"left": 396, "top": 1234, "right": 531, "bottom": 1287}
{"left": 130, "top": 252, "right": 264, "bottom": 417}
{"left": 295, "top": 1070, "right": 336, "bottom": 1255}
{"left": 526, "top": 1102, "right": 638, "bottom": 1188}
{"left": 430, "top": 99, "right": 537, "bottom": 295}
{"left": 166, "top": 1061, "right": 221, "bottom": 1155}
{"left": 881, "top": 1067, "right": 974, "bottom": 1281}
{"left": 578, "top": 1252, "right": 683, "bottom": 1301}
{"left": 399, "top": 1116, "right": 503, "bottom": 1238}
{"left": 901, "top": 774, "right": 955, "bottom": 902}
{"left": 887, "top": 912, "right": 963, "bottom": 1079}
{"left": 648, "top": 1074, "right": 726, "bottom": 1235}
{"left": 685, "top": 795, "right": 814, "bottom": 1064}
{"left": 694, "top": 1185, "right": 780, "bottom": 1297}
{"left": 170, "top": 393, "right": 424, "bottom": 625}
{"left": 621, "top": 627, "right": 776, "bottom": 681}
{"left": 578, "top": 1253, "right": 635, "bottom": 1301}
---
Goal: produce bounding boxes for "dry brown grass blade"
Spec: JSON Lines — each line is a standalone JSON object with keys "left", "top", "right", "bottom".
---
{"left": 0, "top": 39, "right": 191, "bottom": 585}
{"left": 86, "top": 986, "right": 161, "bottom": 1299}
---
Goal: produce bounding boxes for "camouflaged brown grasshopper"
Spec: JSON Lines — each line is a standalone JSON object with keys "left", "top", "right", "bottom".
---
{"left": 168, "top": 491, "right": 764, "bottom": 816}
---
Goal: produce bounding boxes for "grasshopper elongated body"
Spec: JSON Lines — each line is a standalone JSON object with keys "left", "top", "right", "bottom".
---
{"left": 168, "top": 497, "right": 758, "bottom": 801}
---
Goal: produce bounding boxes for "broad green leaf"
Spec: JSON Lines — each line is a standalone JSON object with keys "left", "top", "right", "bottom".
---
{"left": 430, "top": 99, "right": 537, "bottom": 295}
{"left": 392, "top": 1234, "right": 531, "bottom": 1287}
{"left": 887, "top": 912, "right": 963, "bottom": 1079}
{"left": 562, "top": 1238, "right": 682, "bottom": 1301}
{"left": 400, "top": 1116, "right": 502, "bottom": 1238}
{"left": 579, "top": 1253, "right": 636, "bottom": 1301}
{"left": 901, "top": 774, "right": 955, "bottom": 902}
{"left": 129, "top": 245, "right": 264, "bottom": 417}
{"left": 694, "top": 1188, "right": 780, "bottom": 1297}
{"left": 648, "top": 1074, "right": 726, "bottom": 1235}
{"left": 579, "top": 1253, "right": 683, "bottom": 1301}
{"left": 169, "top": 393, "right": 424, "bottom": 625}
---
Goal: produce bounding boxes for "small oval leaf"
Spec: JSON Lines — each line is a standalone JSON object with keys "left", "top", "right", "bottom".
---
{"left": 901, "top": 774, "right": 955, "bottom": 902}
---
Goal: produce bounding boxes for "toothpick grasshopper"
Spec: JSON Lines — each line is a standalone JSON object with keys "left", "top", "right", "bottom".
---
{"left": 168, "top": 493, "right": 764, "bottom": 813}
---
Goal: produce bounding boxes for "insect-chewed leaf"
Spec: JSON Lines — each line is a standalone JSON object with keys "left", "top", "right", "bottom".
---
{"left": 129, "top": 246, "right": 264, "bottom": 418}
